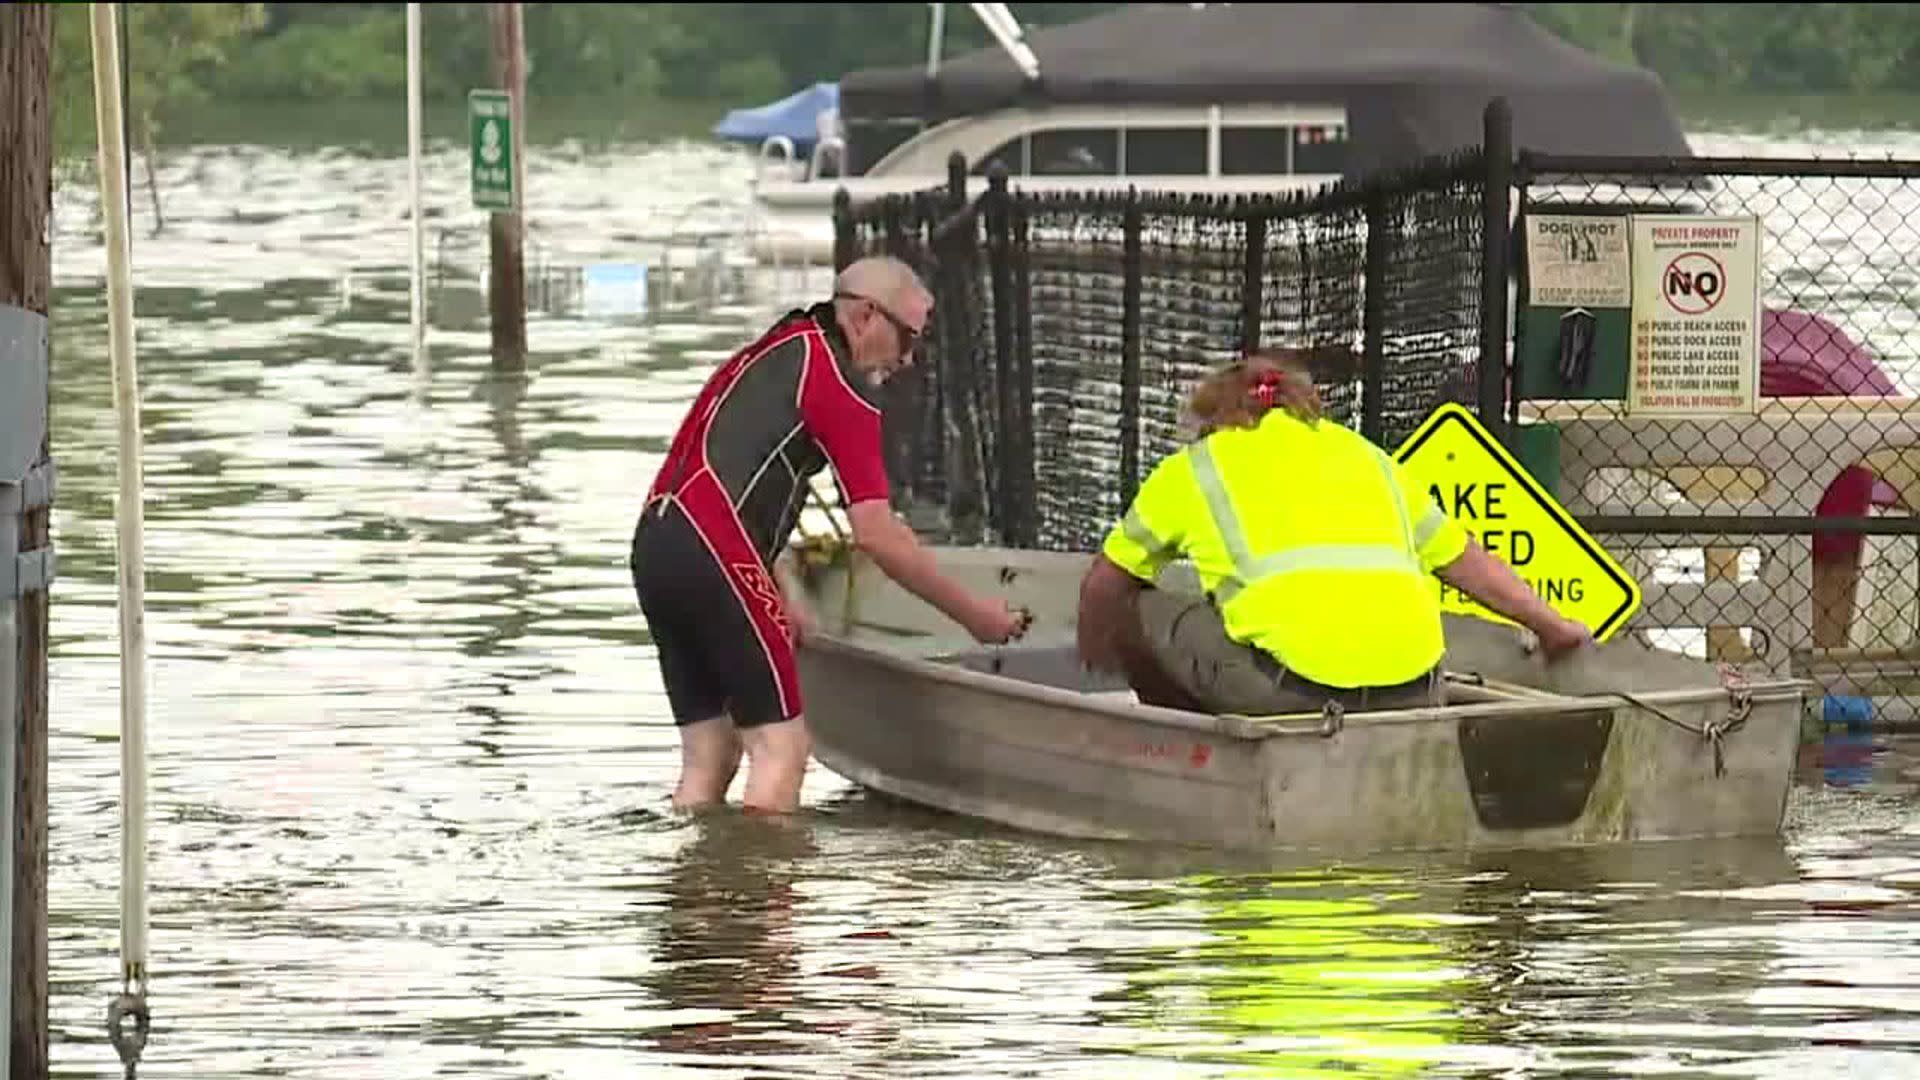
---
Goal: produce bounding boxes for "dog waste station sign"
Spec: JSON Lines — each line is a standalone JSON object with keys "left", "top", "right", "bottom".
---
{"left": 1394, "top": 404, "right": 1642, "bottom": 642}
{"left": 1515, "top": 212, "right": 1761, "bottom": 416}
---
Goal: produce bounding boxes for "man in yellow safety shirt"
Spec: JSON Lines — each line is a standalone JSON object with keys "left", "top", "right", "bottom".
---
{"left": 1076, "top": 349, "right": 1594, "bottom": 716}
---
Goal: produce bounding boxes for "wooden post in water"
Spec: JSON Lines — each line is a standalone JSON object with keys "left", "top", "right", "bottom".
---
{"left": 0, "top": 5, "right": 52, "bottom": 1077}
{"left": 488, "top": 2, "right": 527, "bottom": 373}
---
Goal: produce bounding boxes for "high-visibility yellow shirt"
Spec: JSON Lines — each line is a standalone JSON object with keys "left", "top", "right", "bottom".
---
{"left": 1100, "top": 409, "right": 1469, "bottom": 689}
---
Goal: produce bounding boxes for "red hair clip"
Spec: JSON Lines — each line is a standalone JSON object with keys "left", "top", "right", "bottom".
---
{"left": 1249, "top": 371, "right": 1284, "bottom": 408}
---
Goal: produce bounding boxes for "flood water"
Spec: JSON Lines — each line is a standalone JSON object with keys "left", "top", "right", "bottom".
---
{"left": 34, "top": 124, "right": 1920, "bottom": 1077}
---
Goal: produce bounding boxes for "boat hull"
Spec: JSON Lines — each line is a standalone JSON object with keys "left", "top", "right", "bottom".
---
{"left": 792, "top": 545, "right": 1808, "bottom": 855}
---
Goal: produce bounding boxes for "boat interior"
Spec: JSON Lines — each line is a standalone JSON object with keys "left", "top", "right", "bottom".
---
{"left": 793, "top": 543, "right": 1771, "bottom": 726}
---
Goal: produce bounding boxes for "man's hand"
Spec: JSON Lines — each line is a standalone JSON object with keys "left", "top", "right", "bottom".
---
{"left": 1533, "top": 614, "right": 1594, "bottom": 661}
{"left": 773, "top": 549, "right": 821, "bottom": 645}
{"left": 962, "top": 597, "right": 1029, "bottom": 645}
{"left": 788, "top": 602, "right": 820, "bottom": 645}
{"left": 847, "top": 499, "right": 1033, "bottom": 645}
{"left": 1438, "top": 542, "right": 1599, "bottom": 664}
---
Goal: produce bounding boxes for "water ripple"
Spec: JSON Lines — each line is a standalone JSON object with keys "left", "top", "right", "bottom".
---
{"left": 35, "top": 132, "right": 1920, "bottom": 1077}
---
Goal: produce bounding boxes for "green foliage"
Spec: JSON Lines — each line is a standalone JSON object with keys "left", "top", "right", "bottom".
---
{"left": 1523, "top": 4, "right": 1920, "bottom": 95}
{"left": 50, "top": 3, "right": 266, "bottom": 162}
{"left": 203, "top": 2, "right": 1115, "bottom": 103}
{"left": 212, "top": 8, "right": 407, "bottom": 101}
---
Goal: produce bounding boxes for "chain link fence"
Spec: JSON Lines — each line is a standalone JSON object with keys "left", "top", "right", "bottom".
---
{"left": 836, "top": 145, "right": 1499, "bottom": 553}
{"left": 1513, "top": 155, "right": 1920, "bottom": 729}
{"left": 829, "top": 103, "right": 1920, "bottom": 729}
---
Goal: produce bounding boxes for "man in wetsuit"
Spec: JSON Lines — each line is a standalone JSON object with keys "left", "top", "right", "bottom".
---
{"left": 631, "top": 256, "right": 1029, "bottom": 815}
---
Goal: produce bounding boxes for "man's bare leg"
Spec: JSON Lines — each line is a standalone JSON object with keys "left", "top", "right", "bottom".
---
{"left": 738, "top": 718, "right": 813, "bottom": 815}
{"left": 674, "top": 714, "right": 743, "bottom": 810}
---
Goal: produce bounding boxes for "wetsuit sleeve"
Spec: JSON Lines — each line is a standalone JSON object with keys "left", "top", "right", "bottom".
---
{"left": 1100, "top": 453, "right": 1188, "bottom": 583}
{"left": 799, "top": 338, "right": 892, "bottom": 507}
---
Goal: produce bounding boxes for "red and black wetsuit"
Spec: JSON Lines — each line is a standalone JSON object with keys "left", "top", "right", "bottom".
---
{"left": 630, "top": 302, "right": 889, "bottom": 728}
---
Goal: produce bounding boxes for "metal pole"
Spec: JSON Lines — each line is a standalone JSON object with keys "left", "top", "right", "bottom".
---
{"left": 407, "top": 3, "right": 427, "bottom": 388}
{"left": 0, "top": 504, "right": 14, "bottom": 1080}
{"left": 88, "top": 0, "right": 150, "bottom": 1011}
{"left": 1119, "top": 192, "right": 1143, "bottom": 505}
{"left": 1478, "top": 96, "right": 1514, "bottom": 444}
{"left": 117, "top": 2, "right": 131, "bottom": 227}
{"left": 926, "top": 3, "right": 946, "bottom": 78}
{"left": 1240, "top": 207, "right": 1266, "bottom": 355}
{"left": 1362, "top": 190, "right": 1388, "bottom": 444}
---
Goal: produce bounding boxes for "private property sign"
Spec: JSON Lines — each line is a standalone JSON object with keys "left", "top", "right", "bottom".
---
{"left": 1627, "top": 216, "right": 1762, "bottom": 415}
{"left": 1394, "top": 404, "right": 1642, "bottom": 642}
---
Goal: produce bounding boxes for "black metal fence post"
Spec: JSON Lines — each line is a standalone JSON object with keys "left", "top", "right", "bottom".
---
{"left": 1506, "top": 149, "right": 1533, "bottom": 435}
{"left": 1120, "top": 190, "right": 1144, "bottom": 505}
{"left": 1010, "top": 197, "right": 1035, "bottom": 547}
{"left": 985, "top": 163, "right": 1017, "bottom": 545}
{"left": 1241, "top": 207, "right": 1267, "bottom": 355}
{"left": 938, "top": 152, "right": 984, "bottom": 542}
{"left": 1362, "top": 188, "right": 1389, "bottom": 444}
{"left": 1478, "top": 96, "right": 1514, "bottom": 443}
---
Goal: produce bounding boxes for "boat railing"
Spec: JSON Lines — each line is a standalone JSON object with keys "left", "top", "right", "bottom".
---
{"left": 810, "top": 136, "right": 846, "bottom": 182}
{"left": 755, "top": 135, "right": 800, "bottom": 186}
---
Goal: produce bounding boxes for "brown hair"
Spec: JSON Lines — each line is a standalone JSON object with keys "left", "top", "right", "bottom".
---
{"left": 1185, "top": 347, "right": 1354, "bottom": 437}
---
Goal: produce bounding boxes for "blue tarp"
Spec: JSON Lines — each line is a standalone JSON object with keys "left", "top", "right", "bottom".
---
{"left": 711, "top": 82, "right": 839, "bottom": 155}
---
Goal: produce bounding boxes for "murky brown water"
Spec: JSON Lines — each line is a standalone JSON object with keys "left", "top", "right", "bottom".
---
{"left": 35, "top": 131, "right": 1920, "bottom": 1077}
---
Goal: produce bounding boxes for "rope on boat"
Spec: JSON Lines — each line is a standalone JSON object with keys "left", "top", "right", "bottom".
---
{"left": 791, "top": 483, "right": 859, "bottom": 633}
{"left": 1602, "top": 661, "right": 1754, "bottom": 779}
{"left": 1448, "top": 660, "right": 1755, "bottom": 777}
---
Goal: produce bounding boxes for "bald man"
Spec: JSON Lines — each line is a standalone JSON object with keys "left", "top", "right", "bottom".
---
{"left": 631, "top": 256, "right": 1028, "bottom": 815}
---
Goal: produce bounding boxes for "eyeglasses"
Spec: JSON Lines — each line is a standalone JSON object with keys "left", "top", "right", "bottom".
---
{"left": 835, "top": 290, "right": 922, "bottom": 351}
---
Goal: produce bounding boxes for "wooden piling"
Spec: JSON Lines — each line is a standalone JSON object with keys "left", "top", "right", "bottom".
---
{"left": 488, "top": 2, "right": 527, "bottom": 372}
{"left": 0, "top": 5, "right": 52, "bottom": 1076}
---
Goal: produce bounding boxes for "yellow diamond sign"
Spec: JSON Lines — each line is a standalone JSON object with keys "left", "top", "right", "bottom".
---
{"left": 1393, "top": 403, "right": 1642, "bottom": 642}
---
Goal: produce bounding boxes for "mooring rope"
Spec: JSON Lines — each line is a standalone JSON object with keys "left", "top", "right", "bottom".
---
{"left": 1448, "top": 660, "right": 1756, "bottom": 778}
{"left": 1585, "top": 662, "right": 1755, "bottom": 779}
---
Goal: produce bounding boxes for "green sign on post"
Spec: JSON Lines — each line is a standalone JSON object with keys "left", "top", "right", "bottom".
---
{"left": 469, "top": 89, "right": 514, "bottom": 211}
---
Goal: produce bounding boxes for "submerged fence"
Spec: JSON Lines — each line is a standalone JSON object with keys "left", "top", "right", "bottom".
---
{"left": 1509, "top": 153, "right": 1920, "bottom": 725}
{"left": 833, "top": 100, "right": 1920, "bottom": 727}
{"left": 835, "top": 109, "right": 1507, "bottom": 554}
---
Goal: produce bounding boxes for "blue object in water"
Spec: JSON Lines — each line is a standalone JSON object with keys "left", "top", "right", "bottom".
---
{"left": 581, "top": 263, "right": 647, "bottom": 318}
{"left": 1822, "top": 693, "right": 1873, "bottom": 732}
{"left": 711, "top": 82, "right": 839, "bottom": 156}
{"left": 1822, "top": 729, "right": 1876, "bottom": 788}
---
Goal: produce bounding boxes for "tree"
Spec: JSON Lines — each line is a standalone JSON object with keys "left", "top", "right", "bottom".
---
{"left": 50, "top": 3, "right": 265, "bottom": 231}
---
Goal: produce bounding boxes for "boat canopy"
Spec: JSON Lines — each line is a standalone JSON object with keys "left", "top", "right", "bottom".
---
{"left": 712, "top": 81, "right": 841, "bottom": 156}
{"left": 838, "top": 3, "right": 1693, "bottom": 179}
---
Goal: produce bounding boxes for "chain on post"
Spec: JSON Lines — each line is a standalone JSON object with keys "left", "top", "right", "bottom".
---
{"left": 107, "top": 981, "right": 150, "bottom": 1079}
